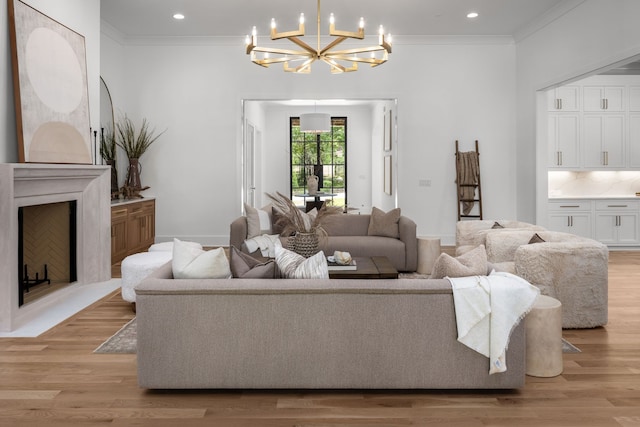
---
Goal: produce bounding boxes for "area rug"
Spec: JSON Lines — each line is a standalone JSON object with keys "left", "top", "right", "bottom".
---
{"left": 93, "top": 316, "right": 580, "bottom": 355}
{"left": 94, "top": 318, "right": 137, "bottom": 354}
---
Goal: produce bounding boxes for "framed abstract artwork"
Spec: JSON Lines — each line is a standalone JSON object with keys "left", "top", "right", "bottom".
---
{"left": 384, "top": 155, "right": 392, "bottom": 195}
{"left": 384, "top": 109, "right": 392, "bottom": 151}
{"left": 8, "top": 0, "right": 92, "bottom": 164}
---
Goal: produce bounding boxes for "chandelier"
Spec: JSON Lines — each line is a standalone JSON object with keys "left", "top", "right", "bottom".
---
{"left": 244, "top": 0, "right": 392, "bottom": 74}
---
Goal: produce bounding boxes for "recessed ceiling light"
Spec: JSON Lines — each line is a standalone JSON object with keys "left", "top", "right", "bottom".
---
{"left": 173, "top": 13, "right": 185, "bottom": 20}
{"left": 467, "top": 12, "right": 479, "bottom": 19}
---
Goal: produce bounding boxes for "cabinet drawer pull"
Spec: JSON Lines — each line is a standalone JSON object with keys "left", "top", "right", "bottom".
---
{"left": 560, "top": 205, "right": 580, "bottom": 208}
{"left": 607, "top": 205, "right": 628, "bottom": 208}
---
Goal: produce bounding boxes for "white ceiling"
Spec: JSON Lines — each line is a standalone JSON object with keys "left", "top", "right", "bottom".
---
{"left": 100, "top": 0, "right": 567, "bottom": 39}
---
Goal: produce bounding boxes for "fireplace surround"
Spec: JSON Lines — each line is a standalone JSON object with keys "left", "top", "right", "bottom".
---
{"left": 0, "top": 163, "right": 111, "bottom": 332}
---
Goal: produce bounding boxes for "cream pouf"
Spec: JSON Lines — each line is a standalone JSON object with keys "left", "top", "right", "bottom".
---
{"left": 121, "top": 251, "right": 172, "bottom": 303}
{"left": 525, "top": 295, "right": 563, "bottom": 377}
{"left": 148, "top": 241, "right": 202, "bottom": 252}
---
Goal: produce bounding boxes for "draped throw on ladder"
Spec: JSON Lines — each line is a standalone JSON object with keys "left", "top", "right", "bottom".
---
{"left": 456, "top": 151, "right": 479, "bottom": 216}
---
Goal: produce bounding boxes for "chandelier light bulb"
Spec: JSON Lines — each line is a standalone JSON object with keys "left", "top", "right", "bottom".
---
{"left": 388, "top": 34, "right": 393, "bottom": 44}
{"left": 251, "top": 26, "right": 257, "bottom": 37}
{"left": 271, "top": 18, "right": 276, "bottom": 29}
{"left": 330, "top": 13, "right": 335, "bottom": 25}
{"left": 359, "top": 17, "right": 365, "bottom": 29}
{"left": 245, "top": 34, "right": 251, "bottom": 45}
{"left": 299, "top": 13, "right": 305, "bottom": 25}
{"left": 379, "top": 25, "right": 384, "bottom": 35}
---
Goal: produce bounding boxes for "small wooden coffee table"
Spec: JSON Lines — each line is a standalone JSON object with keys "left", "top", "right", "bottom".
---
{"left": 328, "top": 256, "right": 398, "bottom": 279}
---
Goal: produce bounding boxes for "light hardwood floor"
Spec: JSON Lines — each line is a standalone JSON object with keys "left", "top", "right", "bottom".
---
{"left": 0, "top": 251, "right": 639, "bottom": 427}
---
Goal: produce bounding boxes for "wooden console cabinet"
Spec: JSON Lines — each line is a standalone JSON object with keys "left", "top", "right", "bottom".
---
{"left": 111, "top": 198, "right": 155, "bottom": 265}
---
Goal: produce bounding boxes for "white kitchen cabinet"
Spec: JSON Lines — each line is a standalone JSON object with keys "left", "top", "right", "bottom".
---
{"left": 583, "top": 86, "right": 625, "bottom": 112}
{"left": 582, "top": 114, "right": 625, "bottom": 168}
{"left": 594, "top": 200, "right": 639, "bottom": 245}
{"left": 630, "top": 114, "right": 640, "bottom": 168}
{"left": 548, "top": 114, "right": 579, "bottom": 168}
{"left": 547, "top": 200, "right": 593, "bottom": 238}
{"left": 547, "top": 86, "right": 580, "bottom": 111}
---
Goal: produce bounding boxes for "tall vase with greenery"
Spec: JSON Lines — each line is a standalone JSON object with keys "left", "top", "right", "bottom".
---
{"left": 267, "top": 192, "right": 341, "bottom": 257}
{"left": 116, "top": 115, "right": 165, "bottom": 198}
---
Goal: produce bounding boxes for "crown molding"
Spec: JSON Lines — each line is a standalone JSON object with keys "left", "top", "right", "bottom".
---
{"left": 513, "top": 0, "right": 586, "bottom": 43}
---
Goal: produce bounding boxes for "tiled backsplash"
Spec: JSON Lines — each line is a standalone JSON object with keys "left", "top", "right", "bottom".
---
{"left": 548, "top": 171, "right": 640, "bottom": 198}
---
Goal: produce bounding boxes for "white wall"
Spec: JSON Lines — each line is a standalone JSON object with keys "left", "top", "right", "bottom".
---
{"left": 103, "top": 38, "right": 516, "bottom": 245}
{"left": 515, "top": 0, "right": 640, "bottom": 224}
{"left": 0, "top": 0, "right": 100, "bottom": 164}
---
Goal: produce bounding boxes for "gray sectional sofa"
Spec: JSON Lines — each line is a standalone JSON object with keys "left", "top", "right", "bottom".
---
{"left": 230, "top": 212, "right": 418, "bottom": 272}
{"left": 135, "top": 262, "right": 526, "bottom": 390}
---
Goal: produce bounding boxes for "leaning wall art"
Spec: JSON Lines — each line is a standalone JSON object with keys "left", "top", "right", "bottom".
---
{"left": 8, "top": 0, "right": 92, "bottom": 164}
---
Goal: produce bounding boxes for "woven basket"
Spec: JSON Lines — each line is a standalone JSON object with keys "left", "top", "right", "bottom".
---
{"left": 290, "top": 231, "right": 320, "bottom": 258}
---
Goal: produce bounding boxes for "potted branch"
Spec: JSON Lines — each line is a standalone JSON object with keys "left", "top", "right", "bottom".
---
{"left": 100, "top": 127, "right": 119, "bottom": 199}
{"left": 267, "top": 192, "right": 342, "bottom": 257}
{"left": 116, "top": 115, "right": 165, "bottom": 198}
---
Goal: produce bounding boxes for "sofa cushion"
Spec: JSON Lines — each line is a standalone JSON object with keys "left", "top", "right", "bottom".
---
{"left": 367, "top": 207, "right": 401, "bottom": 238}
{"left": 244, "top": 204, "right": 272, "bottom": 239}
{"left": 430, "top": 244, "right": 487, "bottom": 279}
{"left": 172, "top": 239, "right": 231, "bottom": 279}
{"left": 230, "top": 246, "right": 275, "bottom": 278}
{"left": 275, "top": 244, "right": 329, "bottom": 279}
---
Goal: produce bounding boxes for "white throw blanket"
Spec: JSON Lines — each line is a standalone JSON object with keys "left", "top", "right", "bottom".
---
{"left": 244, "top": 234, "right": 280, "bottom": 258}
{"left": 448, "top": 271, "right": 540, "bottom": 374}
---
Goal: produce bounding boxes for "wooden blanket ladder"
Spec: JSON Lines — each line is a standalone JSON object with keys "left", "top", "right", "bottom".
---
{"left": 455, "top": 140, "right": 483, "bottom": 220}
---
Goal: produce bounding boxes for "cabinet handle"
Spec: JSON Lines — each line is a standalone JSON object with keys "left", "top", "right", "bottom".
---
{"left": 608, "top": 205, "right": 628, "bottom": 208}
{"left": 559, "top": 99, "right": 563, "bottom": 110}
{"left": 567, "top": 216, "right": 570, "bottom": 227}
{"left": 606, "top": 98, "right": 609, "bottom": 110}
{"left": 560, "top": 205, "right": 580, "bottom": 208}
{"left": 605, "top": 151, "right": 609, "bottom": 166}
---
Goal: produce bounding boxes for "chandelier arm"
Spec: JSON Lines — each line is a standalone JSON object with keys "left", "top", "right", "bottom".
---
{"left": 318, "top": 37, "right": 348, "bottom": 56}
{"left": 251, "top": 46, "right": 311, "bottom": 56}
{"left": 254, "top": 55, "right": 311, "bottom": 66}
{"left": 324, "top": 54, "right": 386, "bottom": 66}
{"left": 286, "top": 57, "right": 315, "bottom": 73}
{"left": 329, "top": 25, "right": 365, "bottom": 40}
{"left": 270, "top": 26, "right": 305, "bottom": 40}
{"left": 326, "top": 46, "right": 389, "bottom": 56}
{"left": 287, "top": 37, "right": 319, "bottom": 56}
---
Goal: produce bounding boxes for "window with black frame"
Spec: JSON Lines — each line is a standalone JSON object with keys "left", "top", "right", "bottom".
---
{"left": 290, "top": 117, "right": 346, "bottom": 210}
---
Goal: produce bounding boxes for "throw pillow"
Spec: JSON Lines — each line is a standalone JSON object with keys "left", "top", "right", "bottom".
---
{"left": 528, "top": 233, "right": 546, "bottom": 244}
{"left": 229, "top": 246, "right": 275, "bottom": 278}
{"left": 491, "top": 221, "right": 505, "bottom": 229}
{"left": 367, "top": 207, "right": 401, "bottom": 238}
{"left": 275, "top": 244, "right": 329, "bottom": 279}
{"left": 430, "top": 244, "right": 488, "bottom": 279}
{"left": 172, "top": 238, "right": 231, "bottom": 279}
{"left": 244, "top": 204, "right": 272, "bottom": 239}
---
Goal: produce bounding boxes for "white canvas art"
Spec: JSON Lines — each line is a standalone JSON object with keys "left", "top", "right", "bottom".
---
{"left": 9, "top": 0, "right": 91, "bottom": 164}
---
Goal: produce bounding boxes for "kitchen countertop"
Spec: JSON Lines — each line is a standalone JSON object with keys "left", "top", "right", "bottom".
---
{"left": 549, "top": 195, "right": 639, "bottom": 200}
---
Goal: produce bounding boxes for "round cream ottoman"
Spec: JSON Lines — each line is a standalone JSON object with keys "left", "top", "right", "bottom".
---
{"left": 120, "top": 251, "right": 172, "bottom": 304}
{"left": 148, "top": 241, "right": 202, "bottom": 252}
{"left": 525, "top": 294, "right": 563, "bottom": 377}
{"left": 417, "top": 237, "right": 441, "bottom": 274}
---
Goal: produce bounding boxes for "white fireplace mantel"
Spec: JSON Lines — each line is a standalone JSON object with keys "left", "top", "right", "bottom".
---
{"left": 0, "top": 163, "right": 111, "bottom": 332}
